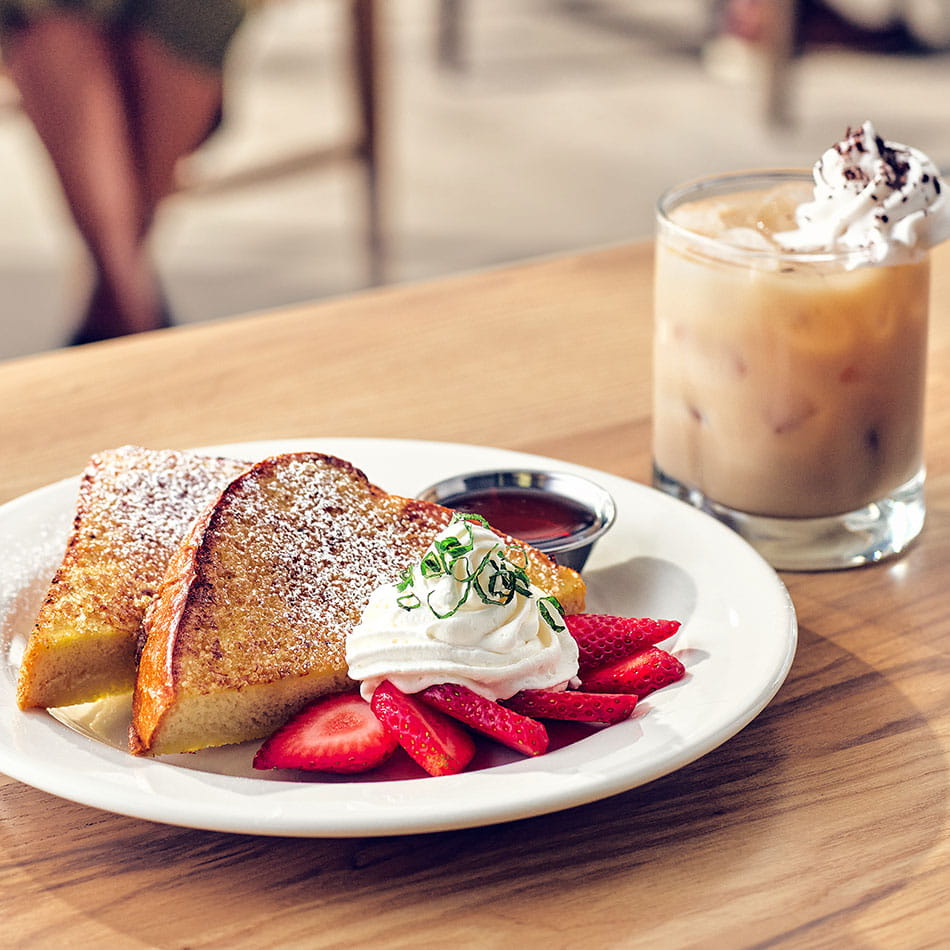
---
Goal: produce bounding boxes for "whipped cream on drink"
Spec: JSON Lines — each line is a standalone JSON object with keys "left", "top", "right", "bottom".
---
{"left": 346, "top": 513, "right": 579, "bottom": 701}
{"left": 776, "top": 121, "right": 950, "bottom": 264}
{"left": 654, "top": 124, "right": 935, "bottom": 524}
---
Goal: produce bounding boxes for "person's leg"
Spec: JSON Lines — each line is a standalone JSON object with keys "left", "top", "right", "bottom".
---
{"left": 118, "top": 28, "right": 225, "bottom": 230}
{"left": 93, "top": 3, "right": 244, "bottom": 339}
{"left": 1, "top": 12, "right": 163, "bottom": 340}
{"left": 5, "top": 3, "right": 245, "bottom": 342}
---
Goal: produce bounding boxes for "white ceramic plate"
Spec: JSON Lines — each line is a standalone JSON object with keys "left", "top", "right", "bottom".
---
{"left": 0, "top": 438, "right": 796, "bottom": 837}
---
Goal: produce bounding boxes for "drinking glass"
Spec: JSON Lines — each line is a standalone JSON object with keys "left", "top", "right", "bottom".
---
{"left": 652, "top": 170, "right": 928, "bottom": 570}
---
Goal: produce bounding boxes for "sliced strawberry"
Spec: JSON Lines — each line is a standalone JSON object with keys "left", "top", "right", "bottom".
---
{"left": 419, "top": 683, "right": 549, "bottom": 756}
{"left": 371, "top": 681, "right": 476, "bottom": 777}
{"left": 580, "top": 646, "right": 685, "bottom": 697}
{"left": 504, "top": 689, "right": 638, "bottom": 724}
{"left": 253, "top": 691, "right": 398, "bottom": 773}
{"left": 566, "top": 613, "right": 681, "bottom": 672}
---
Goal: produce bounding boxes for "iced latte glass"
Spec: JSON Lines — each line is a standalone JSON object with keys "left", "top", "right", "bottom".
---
{"left": 653, "top": 171, "right": 928, "bottom": 570}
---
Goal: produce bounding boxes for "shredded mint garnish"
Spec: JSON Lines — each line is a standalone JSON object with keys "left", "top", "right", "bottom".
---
{"left": 473, "top": 553, "right": 532, "bottom": 607}
{"left": 537, "top": 595, "right": 566, "bottom": 632}
{"left": 420, "top": 550, "right": 445, "bottom": 578}
{"left": 458, "top": 512, "right": 490, "bottom": 528}
{"left": 395, "top": 513, "right": 564, "bottom": 630}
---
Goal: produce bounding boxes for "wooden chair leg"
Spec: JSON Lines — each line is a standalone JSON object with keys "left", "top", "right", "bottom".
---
{"left": 763, "top": 0, "right": 798, "bottom": 127}
{"left": 173, "top": 1, "right": 386, "bottom": 287}
{"left": 351, "top": 0, "right": 384, "bottom": 285}
{"left": 436, "top": 0, "right": 464, "bottom": 70}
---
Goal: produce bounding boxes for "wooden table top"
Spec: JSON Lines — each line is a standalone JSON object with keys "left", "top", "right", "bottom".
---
{"left": 1, "top": 242, "right": 948, "bottom": 948}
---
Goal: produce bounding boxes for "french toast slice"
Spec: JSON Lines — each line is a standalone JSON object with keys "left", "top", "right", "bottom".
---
{"left": 131, "top": 452, "right": 586, "bottom": 755}
{"left": 16, "top": 446, "right": 250, "bottom": 710}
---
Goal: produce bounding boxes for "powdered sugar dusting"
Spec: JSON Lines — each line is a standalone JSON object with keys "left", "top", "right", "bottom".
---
{"left": 176, "top": 454, "right": 453, "bottom": 687}
{"left": 1, "top": 539, "right": 61, "bottom": 672}
{"left": 86, "top": 446, "right": 248, "bottom": 576}
{"left": 39, "top": 446, "right": 250, "bottom": 635}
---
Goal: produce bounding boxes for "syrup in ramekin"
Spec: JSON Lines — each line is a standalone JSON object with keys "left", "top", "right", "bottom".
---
{"left": 441, "top": 487, "right": 597, "bottom": 544}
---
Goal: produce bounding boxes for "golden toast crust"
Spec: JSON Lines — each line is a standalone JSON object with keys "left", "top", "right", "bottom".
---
{"left": 16, "top": 446, "right": 249, "bottom": 710}
{"left": 131, "top": 452, "right": 585, "bottom": 755}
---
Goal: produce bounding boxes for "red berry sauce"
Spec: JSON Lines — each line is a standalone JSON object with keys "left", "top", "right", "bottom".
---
{"left": 441, "top": 487, "right": 596, "bottom": 544}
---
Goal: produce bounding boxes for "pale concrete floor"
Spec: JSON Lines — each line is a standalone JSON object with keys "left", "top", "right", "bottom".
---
{"left": 2, "top": 0, "right": 950, "bottom": 360}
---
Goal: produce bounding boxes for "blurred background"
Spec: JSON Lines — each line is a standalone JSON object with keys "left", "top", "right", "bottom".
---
{"left": 3, "top": 0, "right": 950, "bottom": 359}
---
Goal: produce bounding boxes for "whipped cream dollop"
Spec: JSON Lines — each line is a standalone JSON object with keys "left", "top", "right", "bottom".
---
{"left": 776, "top": 121, "right": 950, "bottom": 264}
{"left": 346, "top": 513, "right": 579, "bottom": 702}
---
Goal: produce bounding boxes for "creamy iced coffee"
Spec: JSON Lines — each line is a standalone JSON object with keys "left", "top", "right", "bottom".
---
{"left": 653, "top": 123, "right": 949, "bottom": 567}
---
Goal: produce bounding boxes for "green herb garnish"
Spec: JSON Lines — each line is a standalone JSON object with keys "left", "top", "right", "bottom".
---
{"left": 395, "top": 513, "right": 564, "bottom": 631}
{"left": 537, "top": 595, "right": 566, "bottom": 632}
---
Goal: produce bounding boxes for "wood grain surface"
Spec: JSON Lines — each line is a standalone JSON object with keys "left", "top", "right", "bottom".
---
{"left": 1, "top": 242, "right": 948, "bottom": 948}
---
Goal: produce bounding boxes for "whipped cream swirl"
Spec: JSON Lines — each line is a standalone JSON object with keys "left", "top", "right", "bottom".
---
{"left": 346, "top": 514, "right": 579, "bottom": 702}
{"left": 776, "top": 121, "right": 950, "bottom": 264}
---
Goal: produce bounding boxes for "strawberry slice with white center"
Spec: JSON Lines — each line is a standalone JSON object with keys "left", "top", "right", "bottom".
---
{"left": 566, "top": 613, "right": 681, "bottom": 672}
{"left": 253, "top": 690, "right": 398, "bottom": 773}
{"left": 580, "top": 646, "right": 686, "bottom": 697}
{"left": 419, "top": 683, "right": 549, "bottom": 756}
{"left": 504, "top": 689, "right": 638, "bottom": 724}
{"left": 371, "top": 680, "right": 476, "bottom": 777}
